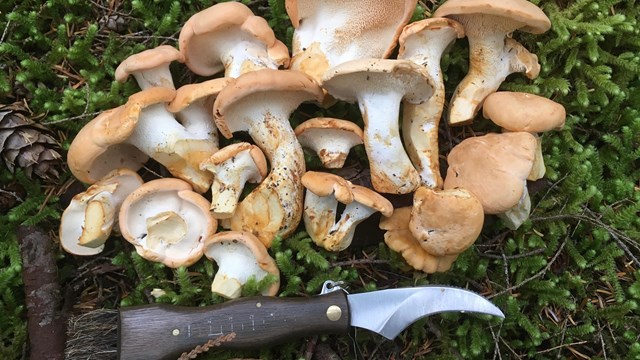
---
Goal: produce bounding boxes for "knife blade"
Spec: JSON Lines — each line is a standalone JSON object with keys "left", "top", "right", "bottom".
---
{"left": 118, "top": 281, "right": 503, "bottom": 359}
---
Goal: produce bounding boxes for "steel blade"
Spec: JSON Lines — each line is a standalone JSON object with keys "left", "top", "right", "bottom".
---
{"left": 347, "top": 286, "right": 504, "bottom": 339}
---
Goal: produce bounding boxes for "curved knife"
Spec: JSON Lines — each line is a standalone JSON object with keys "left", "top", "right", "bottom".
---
{"left": 118, "top": 281, "right": 503, "bottom": 359}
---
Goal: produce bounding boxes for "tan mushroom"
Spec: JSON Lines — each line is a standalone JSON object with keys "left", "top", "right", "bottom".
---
{"left": 410, "top": 187, "right": 484, "bottom": 256}
{"left": 482, "top": 91, "right": 566, "bottom": 180}
{"left": 443, "top": 132, "right": 537, "bottom": 229}
{"left": 203, "top": 231, "right": 279, "bottom": 299}
{"left": 119, "top": 178, "right": 217, "bottom": 268}
{"left": 398, "top": 18, "right": 465, "bottom": 188}
{"left": 433, "top": 0, "right": 550, "bottom": 125}
{"left": 115, "top": 45, "right": 184, "bottom": 90}
{"left": 213, "top": 69, "right": 324, "bottom": 247}
{"left": 67, "top": 87, "right": 216, "bottom": 193}
{"left": 302, "top": 171, "right": 392, "bottom": 251}
{"left": 322, "top": 59, "right": 435, "bottom": 194}
{"left": 179, "top": 2, "right": 289, "bottom": 78}
{"left": 200, "top": 142, "right": 268, "bottom": 219}
{"left": 59, "top": 168, "right": 143, "bottom": 256}
{"left": 285, "top": 0, "right": 417, "bottom": 82}
{"left": 294, "top": 118, "right": 363, "bottom": 169}
{"left": 381, "top": 207, "right": 458, "bottom": 273}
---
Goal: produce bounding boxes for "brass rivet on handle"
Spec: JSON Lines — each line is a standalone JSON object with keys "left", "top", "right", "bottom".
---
{"left": 326, "top": 305, "right": 342, "bottom": 321}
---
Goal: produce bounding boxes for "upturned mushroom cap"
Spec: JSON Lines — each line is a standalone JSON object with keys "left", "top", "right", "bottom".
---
{"left": 59, "top": 168, "right": 144, "bottom": 256}
{"left": 294, "top": 118, "right": 363, "bottom": 169}
{"left": 204, "top": 231, "right": 279, "bottom": 299}
{"left": 200, "top": 142, "right": 268, "bottom": 219}
{"left": 482, "top": 91, "right": 566, "bottom": 132}
{"left": 115, "top": 45, "right": 184, "bottom": 89}
{"left": 410, "top": 187, "right": 484, "bottom": 256}
{"left": 398, "top": 18, "right": 465, "bottom": 59}
{"left": 119, "top": 178, "right": 216, "bottom": 268}
{"left": 179, "top": 2, "right": 289, "bottom": 77}
{"left": 322, "top": 59, "right": 435, "bottom": 194}
{"left": 381, "top": 207, "right": 458, "bottom": 273}
{"left": 433, "top": 0, "right": 551, "bottom": 34}
{"left": 443, "top": 132, "right": 537, "bottom": 214}
{"left": 285, "top": 0, "right": 418, "bottom": 82}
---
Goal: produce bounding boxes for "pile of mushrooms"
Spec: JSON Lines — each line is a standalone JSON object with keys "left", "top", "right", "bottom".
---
{"left": 60, "top": 0, "right": 566, "bottom": 296}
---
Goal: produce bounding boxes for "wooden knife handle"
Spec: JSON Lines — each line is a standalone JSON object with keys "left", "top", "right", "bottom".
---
{"left": 118, "top": 290, "right": 350, "bottom": 360}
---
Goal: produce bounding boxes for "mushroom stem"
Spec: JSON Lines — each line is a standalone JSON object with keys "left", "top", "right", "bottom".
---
{"left": 449, "top": 19, "right": 540, "bottom": 125}
{"left": 126, "top": 102, "right": 216, "bottom": 193}
{"left": 228, "top": 107, "right": 305, "bottom": 245}
{"left": 133, "top": 67, "right": 175, "bottom": 90}
{"left": 173, "top": 99, "right": 220, "bottom": 148}
{"left": 360, "top": 92, "right": 420, "bottom": 194}
{"left": 400, "top": 21, "right": 463, "bottom": 189}
{"left": 79, "top": 196, "right": 116, "bottom": 248}
{"left": 208, "top": 238, "right": 274, "bottom": 299}
{"left": 498, "top": 185, "right": 531, "bottom": 230}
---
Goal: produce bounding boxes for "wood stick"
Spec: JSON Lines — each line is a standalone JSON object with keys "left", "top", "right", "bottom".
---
{"left": 18, "top": 225, "right": 67, "bottom": 360}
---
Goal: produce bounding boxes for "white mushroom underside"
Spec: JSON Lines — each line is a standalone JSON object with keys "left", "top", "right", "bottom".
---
{"left": 126, "top": 192, "right": 205, "bottom": 261}
{"left": 206, "top": 241, "right": 269, "bottom": 298}
{"left": 189, "top": 30, "right": 280, "bottom": 78}
{"left": 133, "top": 66, "right": 176, "bottom": 90}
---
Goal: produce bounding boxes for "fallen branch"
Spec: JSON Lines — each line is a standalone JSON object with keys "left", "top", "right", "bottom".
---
{"left": 18, "top": 225, "right": 67, "bottom": 360}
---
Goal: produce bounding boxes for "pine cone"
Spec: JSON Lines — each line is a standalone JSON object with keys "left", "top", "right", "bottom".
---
{"left": 0, "top": 102, "right": 63, "bottom": 180}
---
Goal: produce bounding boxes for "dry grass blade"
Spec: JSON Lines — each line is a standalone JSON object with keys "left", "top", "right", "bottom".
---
{"left": 177, "top": 332, "right": 237, "bottom": 360}
{"left": 65, "top": 309, "right": 119, "bottom": 360}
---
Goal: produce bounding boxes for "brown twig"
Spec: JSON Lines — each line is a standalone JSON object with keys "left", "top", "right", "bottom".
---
{"left": 18, "top": 225, "right": 67, "bottom": 360}
{"left": 177, "top": 332, "right": 236, "bottom": 360}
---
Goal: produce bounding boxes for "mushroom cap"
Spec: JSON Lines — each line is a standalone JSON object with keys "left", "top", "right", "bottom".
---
{"left": 301, "top": 171, "right": 354, "bottom": 204}
{"left": 295, "top": 118, "right": 363, "bottom": 168}
{"left": 351, "top": 184, "right": 394, "bottom": 218}
{"left": 322, "top": 59, "right": 435, "bottom": 105}
{"left": 398, "top": 17, "right": 466, "bottom": 57}
{"left": 114, "top": 45, "right": 185, "bottom": 83}
{"left": 67, "top": 87, "right": 176, "bottom": 184}
{"left": 433, "top": 0, "right": 551, "bottom": 34}
{"left": 214, "top": 69, "right": 324, "bottom": 138}
{"left": 166, "top": 78, "right": 232, "bottom": 113}
{"left": 205, "top": 142, "right": 268, "bottom": 178}
{"left": 179, "top": 2, "right": 287, "bottom": 76}
{"left": 294, "top": 118, "right": 364, "bottom": 139}
{"left": 410, "top": 187, "right": 484, "bottom": 256}
{"left": 443, "top": 132, "right": 537, "bottom": 214}
{"left": 380, "top": 207, "right": 457, "bottom": 273}
{"left": 59, "top": 168, "right": 144, "bottom": 256}
{"left": 482, "top": 91, "right": 566, "bottom": 132}
{"left": 119, "top": 178, "right": 216, "bottom": 268}
{"left": 204, "top": 230, "right": 280, "bottom": 297}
